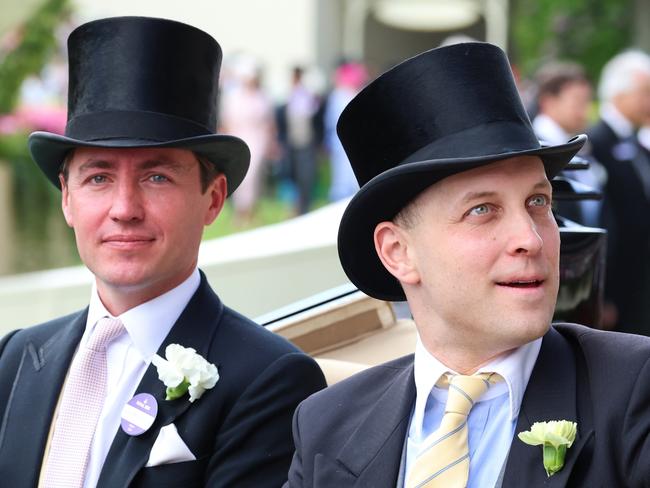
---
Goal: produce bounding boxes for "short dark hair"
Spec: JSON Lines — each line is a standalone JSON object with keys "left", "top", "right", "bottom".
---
{"left": 195, "top": 154, "right": 221, "bottom": 193}
{"left": 393, "top": 197, "right": 422, "bottom": 229}
{"left": 59, "top": 150, "right": 220, "bottom": 194}
{"left": 535, "top": 62, "right": 589, "bottom": 100}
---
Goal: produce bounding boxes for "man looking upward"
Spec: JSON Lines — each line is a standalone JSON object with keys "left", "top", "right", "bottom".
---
{"left": 286, "top": 43, "right": 650, "bottom": 487}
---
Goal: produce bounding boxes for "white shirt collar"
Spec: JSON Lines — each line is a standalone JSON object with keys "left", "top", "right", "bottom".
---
{"left": 86, "top": 268, "right": 201, "bottom": 362}
{"left": 639, "top": 126, "right": 650, "bottom": 151}
{"left": 532, "top": 114, "right": 571, "bottom": 145}
{"left": 600, "top": 103, "right": 635, "bottom": 139}
{"left": 412, "top": 333, "right": 542, "bottom": 437}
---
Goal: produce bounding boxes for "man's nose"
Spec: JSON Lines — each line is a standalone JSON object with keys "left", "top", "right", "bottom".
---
{"left": 506, "top": 211, "right": 543, "bottom": 256}
{"left": 108, "top": 180, "right": 145, "bottom": 222}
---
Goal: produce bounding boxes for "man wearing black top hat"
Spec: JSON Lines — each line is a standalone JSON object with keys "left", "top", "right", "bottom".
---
{"left": 285, "top": 43, "right": 650, "bottom": 487}
{"left": 0, "top": 16, "right": 325, "bottom": 488}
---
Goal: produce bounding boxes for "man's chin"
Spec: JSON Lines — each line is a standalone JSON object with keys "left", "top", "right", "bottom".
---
{"left": 93, "top": 268, "right": 157, "bottom": 293}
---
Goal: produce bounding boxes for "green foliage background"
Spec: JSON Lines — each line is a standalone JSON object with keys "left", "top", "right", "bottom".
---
{"left": 511, "top": 0, "right": 634, "bottom": 81}
{"left": 0, "top": 0, "right": 75, "bottom": 274}
{"left": 0, "top": 0, "right": 70, "bottom": 113}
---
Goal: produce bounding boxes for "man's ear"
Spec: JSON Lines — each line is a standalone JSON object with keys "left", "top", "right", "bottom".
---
{"left": 204, "top": 173, "right": 228, "bottom": 226}
{"left": 374, "top": 221, "right": 420, "bottom": 285}
{"left": 59, "top": 174, "right": 74, "bottom": 228}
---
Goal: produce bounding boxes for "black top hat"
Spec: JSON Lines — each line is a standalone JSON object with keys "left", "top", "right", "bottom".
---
{"left": 28, "top": 16, "right": 250, "bottom": 195}
{"left": 336, "top": 42, "right": 586, "bottom": 301}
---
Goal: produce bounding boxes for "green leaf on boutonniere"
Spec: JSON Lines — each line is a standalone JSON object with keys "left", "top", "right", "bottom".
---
{"left": 518, "top": 420, "right": 577, "bottom": 476}
{"left": 165, "top": 379, "right": 190, "bottom": 401}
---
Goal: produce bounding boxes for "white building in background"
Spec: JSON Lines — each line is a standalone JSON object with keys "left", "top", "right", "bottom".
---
{"left": 69, "top": 0, "right": 509, "bottom": 100}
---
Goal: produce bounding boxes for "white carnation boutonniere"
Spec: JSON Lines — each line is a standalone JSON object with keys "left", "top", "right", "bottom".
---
{"left": 151, "top": 344, "right": 219, "bottom": 402}
{"left": 518, "top": 420, "right": 577, "bottom": 477}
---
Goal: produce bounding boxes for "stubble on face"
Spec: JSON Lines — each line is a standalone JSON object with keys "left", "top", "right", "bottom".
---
{"left": 397, "top": 157, "right": 559, "bottom": 371}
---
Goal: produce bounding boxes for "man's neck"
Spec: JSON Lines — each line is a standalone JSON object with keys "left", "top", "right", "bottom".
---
{"left": 419, "top": 342, "right": 514, "bottom": 375}
{"left": 96, "top": 269, "right": 198, "bottom": 316}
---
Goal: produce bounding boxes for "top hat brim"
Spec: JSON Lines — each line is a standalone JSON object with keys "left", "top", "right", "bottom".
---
{"left": 337, "top": 134, "right": 587, "bottom": 302}
{"left": 28, "top": 131, "right": 250, "bottom": 196}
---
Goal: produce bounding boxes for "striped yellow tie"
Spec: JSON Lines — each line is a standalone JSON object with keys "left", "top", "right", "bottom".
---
{"left": 406, "top": 373, "right": 498, "bottom": 488}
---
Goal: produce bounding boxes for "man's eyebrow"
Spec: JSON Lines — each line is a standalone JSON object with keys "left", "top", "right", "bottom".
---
{"left": 77, "top": 159, "right": 114, "bottom": 173}
{"left": 138, "top": 158, "right": 188, "bottom": 173}
{"left": 459, "top": 191, "right": 497, "bottom": 204}
{"left": 76, "top": 158, "right": 188, "bottom": 173}
{"left": 533, "top": 179, "right": 552, "bottom": 191}
{"left": 458, "top": 179, "right": 552, "bottom": 204}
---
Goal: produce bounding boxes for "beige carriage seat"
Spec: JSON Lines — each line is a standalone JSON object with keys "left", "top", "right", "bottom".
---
{"left": 269, "top": 290, "right": 417, "bottom": 385}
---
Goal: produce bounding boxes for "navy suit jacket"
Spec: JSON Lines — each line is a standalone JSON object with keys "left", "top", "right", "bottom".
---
{"left": 285, "top": 324, "right": 650, "bottom": 487}
{"left": 587, "top": 120, "right": 650, "bottom": 334}
{"left": 0, "top": 273, "right": 326, "bottom": 487}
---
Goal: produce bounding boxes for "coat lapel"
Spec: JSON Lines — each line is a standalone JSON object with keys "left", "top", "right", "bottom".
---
{"left": 0, "top": 311, "right": 86, "bottom": 487}
{"left": 98, "top": 276, "right": 224, "bottom": 488}
{"left": 502, "top": 327, "right": 594, "bottom": 487}
{"left": 334, "top": 363, "right": 415, "bottom": 487}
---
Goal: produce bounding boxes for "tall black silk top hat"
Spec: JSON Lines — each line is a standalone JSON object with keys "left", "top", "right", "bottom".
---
{"left": 28, "top": 16, "right": 250, "bottom": 195}
{"left": 336, "top": 42, "right": 587, "bottom": 302}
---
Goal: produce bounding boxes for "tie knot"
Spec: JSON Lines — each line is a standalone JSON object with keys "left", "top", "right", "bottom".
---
{"left": 86, "top": 317, "right": 125, "bottom": 351}
{"left": 442, "top": 372, "right": 499, "bottom": 416}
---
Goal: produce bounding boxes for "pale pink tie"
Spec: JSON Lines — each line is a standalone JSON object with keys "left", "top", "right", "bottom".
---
{"left": 42, "top": 317, "right": 125, "bottom": 488}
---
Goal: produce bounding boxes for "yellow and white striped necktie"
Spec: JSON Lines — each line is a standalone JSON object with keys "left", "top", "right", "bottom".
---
{"left": 406, "top": 372, "right": 500, "bottom": 488}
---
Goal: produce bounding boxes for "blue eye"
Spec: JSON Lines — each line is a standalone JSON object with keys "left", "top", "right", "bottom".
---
{"left": 91, "top": 175, "right": 107, "bottom": 184}
{"left": 468, "top": 204, "right": 490, "bottom": 216}
{"left": 528, "top": 195, "right": 548, "bottom": 207}
{"left": 150, "top": 174, "right": 168, "bottom": 183}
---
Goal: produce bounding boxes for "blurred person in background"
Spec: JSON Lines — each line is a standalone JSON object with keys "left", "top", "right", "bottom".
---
{"left": 280, "top": 66, "right": 321, "bottom": 215}
{"left": 587, "top": 49, "right": 650, "bottom": 334}
{"left": 532, "top": 61, "right": 604, "bottom": 227}
{"left": 324, "top": 61, "right": 368, "bottom": 202}
{"left": 220, "top": 55, "right": 278, "bottom": 224}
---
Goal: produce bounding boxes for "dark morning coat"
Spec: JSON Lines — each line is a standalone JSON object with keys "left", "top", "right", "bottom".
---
{"left": 587, "top": 120, "right": 650, "bottom": 335}
{"left": 285, "top": 323, "right": 650, "bottom": 487}
{"left": 0, "top": 273, "right": 326, "bottom": 488}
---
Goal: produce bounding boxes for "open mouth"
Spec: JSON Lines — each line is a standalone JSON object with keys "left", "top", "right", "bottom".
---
{"left": 496, "top": 280, "right": 544, "bottom": 288}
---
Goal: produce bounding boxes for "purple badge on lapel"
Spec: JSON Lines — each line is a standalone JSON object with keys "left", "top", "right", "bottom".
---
{"left": 120, "top": 393, "right": 158, "bottom": 436}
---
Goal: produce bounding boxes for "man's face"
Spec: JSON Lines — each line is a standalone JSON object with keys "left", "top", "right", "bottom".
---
{"left": 615, "top": 72, "right": 650, "bottom": 127}
{"left": 396, "top": 156, "right": 559, "bottom": 358}
{"left": 543, "top": 81, "right": 592, "bottom": 134}
{"left": 61, "top": 147, "right": 225, "bottom": 310}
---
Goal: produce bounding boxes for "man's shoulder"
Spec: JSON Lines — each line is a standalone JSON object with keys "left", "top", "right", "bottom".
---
{"left": 195, "top": 275, "right": 305, "bottom": 359}
{"left": 0, "top": 309, "right": 86, "bottom": 378}
{"left": 204, "top": 301, "right": 324, "bottom": 393}
{"left": 219, "top": 304, "right": 304, "bottom": 356}
{"left": 552, "top": 322, "right": 650, "bottom": 373}
{"left": 300, "top": 354, "right": 413, "bottom": 415}
{"left": 553, "top": 322, "right": 650, "bottom": 351}
{"left": 1, "top": 309, "right": 86, "bottom": 351}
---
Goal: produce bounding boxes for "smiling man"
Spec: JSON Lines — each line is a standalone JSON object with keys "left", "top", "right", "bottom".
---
{"left": 285, "top": 43, "right": 650, "bottom": 488}
{"left": 0, "top": 17, "right": 325, "bottom": 488}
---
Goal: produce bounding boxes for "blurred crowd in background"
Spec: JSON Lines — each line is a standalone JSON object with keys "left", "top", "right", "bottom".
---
{"left": 2, "top": 17, "right": 650, "bottom": 336}
{"left": 218, "top": 54, "right": 369, "bottom": 223}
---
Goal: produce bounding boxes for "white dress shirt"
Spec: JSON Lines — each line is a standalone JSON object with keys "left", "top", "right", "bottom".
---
{"left": 600, "top": 103, "right": 634, "bottom": 140}
{"left": 405, "top": 335, "right": 542, "bottom": 488}
{"left": 532, "top": 113, "right": 572, "bottom": 146}
{"left": 78, "top": 269, "right": 200, "bottom": 488}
